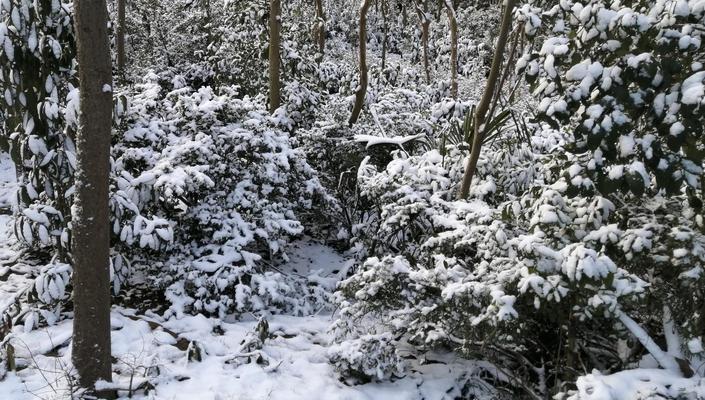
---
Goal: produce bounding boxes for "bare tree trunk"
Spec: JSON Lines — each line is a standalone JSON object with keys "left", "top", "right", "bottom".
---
{"left": 72, "top": 0, "right": 114, "bottom": 395}
{"left": 269, "top": 0, "right": 281, "bottom": 113}
{"left": 414, "top": 0, "right": 431, "bottom": 84}
{"left": 444, "top": 0, "right": 458, "bottom": 98}
{"left": 314, "top": 0, "right": 325, "bottom": 55}
{"left": 348, "top": 0, "right": 372, "bottom": 126}
{"left": 457, "top": 0, "right": 515, "bottom": 199}
{"left": 402, "top": 2, "right": 407, "bottom": 28}
{"left": 117, "top": 0, "right": 126, "bottom": 77}
{"left": 400, "top": 1, "right": 406, "bottom": 62}
{"left": 381, "top": 0, "right": 388, "bottom": 70}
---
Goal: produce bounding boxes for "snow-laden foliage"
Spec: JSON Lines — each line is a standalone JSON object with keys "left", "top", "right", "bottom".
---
{"left": 0, "top": 5, "right": 331, "bottom": 332}
{"left": 518, "top": 0, "right": 705, "bottom": 195}
{"left": 328, "top": 332, "right": 405, "bottom": 383}
{"left": 329, "top": 0, "right": 705, "bottom": 396}
{"left": 332, "top": 131, "right": 648, "bottom": 394}
{"left": 0, "top": 0, "right": 165, "bottom": 270}
{"left": 333, "top": 125, "right": 704, "bottom": 395}
{"left": 115, "top": 74, "right": 327, "bottom": 318}
{"left": 0, "top": 0, "right": 76, "bottom": 254}
{"left": 2, "top": 0, "right": 705, "bottom": 397}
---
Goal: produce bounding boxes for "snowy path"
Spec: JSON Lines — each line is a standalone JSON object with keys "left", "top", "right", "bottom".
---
{"left": 1, "top": 309, "right": 487, "bottom": 400}
{"left": 0, "top": 159, "right": 478, "bottom": 400}
{"left": 0, "top": 240, "right": 484, "bottom": 400}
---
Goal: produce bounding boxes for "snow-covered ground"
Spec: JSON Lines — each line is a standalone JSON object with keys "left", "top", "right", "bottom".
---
{"left": 0, "top": 149, "right": 488, "bottom": 400}
{"left": 0, "top": 222, "right": 488, "bottom": 399}
{"left": 0, "top": 153, "right": 703, "bottom": 399}
{"left": 1, "top": 310, "right": 495, "bottom": 400}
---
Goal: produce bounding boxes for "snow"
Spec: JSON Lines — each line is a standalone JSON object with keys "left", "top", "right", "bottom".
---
{"left": 670, "top": 121, "right": 685, "bottom": 136}
{"left": 1, "top": 0, "right": 704, "bottom": 398}
{"left": 618, "top": 134, "right": 635, "bottom": 157}
{"left": 0, "top": 273, "right": 494, "bottom": 400}
{"left": 567, "top": 60, "right": 602, "bottom": 82}
{"left": 570, "top": 369, "right": 705, "bottom": 399}
{"left": 688, "top": 337, "right": 704, "bottom": 354}
{"left": 354, "top": 133, "right": 424, "bottom": 149}
{"left": 681, "top": 71, "right": 705, "bottom": 104}
{"left": 0, "top": 152, "right": 15, "bottom": 210}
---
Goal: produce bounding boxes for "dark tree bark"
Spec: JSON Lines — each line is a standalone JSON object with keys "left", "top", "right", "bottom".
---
{"left": 444, "top": 0, "right": 458, "bottom": 98}
{"left": 457, "top": 0, "right": 516, "bottom": 199}
{"left": 348, "top": 0, "right": 373, "bottom": 126}
{"left": 269, "top": 0, "right": 282, "bottom": 113}
{"left": 72, "top": 0, "right": 114, "bottom": 394}
{"left": 117, "top": 0, "right": 126, "bottom": 76}
{"left": 314, "top": 0, "right": 325, "bottom": 55}
{"left": 414, "top": 0, "right": 431, "bottom": 84}
{"left": 381, "top": 0, "right": 388, "bottom": 70}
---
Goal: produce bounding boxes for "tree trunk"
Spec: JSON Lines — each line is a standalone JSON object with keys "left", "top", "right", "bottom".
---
{"left": 117, "top": 0, "right": 126, "bottom": 77}
{"left": 381, "top": 0, "right": 388, "bottom": 70}
{"left": 348, "top": 0, "right": 372, "bottom": 126}
{"left": 314, "top": 0, "right": 325, "bottom": 55}
{"left": 72, "top": 0, "right": 114, "bottom": 395}
{"left": 457, "top": 0, "right": 515, "bottom": 199}
{"left": 402, "top": 2, "right": 407, "bottom": 27}
{"left": 414, "top": 0, "right": 431, "bottom": 84}
{"left": 444, "top": 0, "right": 458, "bottom": 99}
{"left": 269, "top": 0, "right": 282, "bottom": 113}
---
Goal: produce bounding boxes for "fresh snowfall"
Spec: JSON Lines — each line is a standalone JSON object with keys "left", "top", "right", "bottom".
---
{"left": 0, "top": 0, "right": 705, "bottom": 399}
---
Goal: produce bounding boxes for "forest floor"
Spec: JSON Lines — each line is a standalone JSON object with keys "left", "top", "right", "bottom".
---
{"left": 1, "top": 157, "right": 704, "bottom": 400}
{"left": 0, "top": 155, "right": 496, "bottom": 399}
{"left": 0, "top": 242, "right": 487, "bottom": 399}
{"left": 1, "top": 46, "right": 702, "bottom": 399}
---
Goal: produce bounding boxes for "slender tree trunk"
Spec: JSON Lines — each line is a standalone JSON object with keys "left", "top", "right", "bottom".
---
{"left": 444, "top": 0, "right": 458, "bottom": 98}
{"left": 381, "top": 0, "right": 388, "bottom": 70}
{"left": 117, "top": 0, "right": 126, "bottom": 77}
{"left": 486, "top": 27, "right": 521, "bottom": 126}
{"left": 414, "top": 0, "right": 431, "bottom": 84}
{"left": 269, "top": 0, "right": 281, "bottom": 113}
{"left": 314, "top": 0, "right": 325, "bottom": 55}
{"left": 348, "top": 0, "right": 372, "bottom": 126}
{"left": 422, "top": 16, "right": 430, "bottom": 84}
{"left": 457, "top": 0, "right": 515, "bottom": 199}
{"left": 400, "top": 2, "right": 406, "bottom": 62}
{"left": 72, "top": 0, "right": 114, "bottom": 394}
{"left": 402, "top": 2, "right": 407, "bottom": 26}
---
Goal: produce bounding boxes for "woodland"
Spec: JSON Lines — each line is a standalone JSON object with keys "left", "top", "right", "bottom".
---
{"left": 0, "top": 0, "right": 704, "bottom": 399}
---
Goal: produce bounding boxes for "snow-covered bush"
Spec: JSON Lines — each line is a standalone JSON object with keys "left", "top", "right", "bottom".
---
{"left": 515, "top": 0, "right": 705, "bottom": 382}
{"left": 0, "top": 0, "right": 170, "bottom": 270}
{"left": 330, "top": 0, "right": 705, "bottom": 395}
{"left": 328, "top": 332, "right": 405, "bottom": 383}
{"left": 0, "top": 0, "right": 334, "bottom": 330}
{"left": 281, "top": 81, "right": 321, "bottom": 130}
{"left": 518, "top": 0, "right": 705, "bottom": 195}
{"left": 332, "top": 122, "right": 705, "bottom": 396}
{"left": 115, "top": 75, "right": 327, "bottom": 318}
{"left": 0, "top": 0, "right": 76, "bottom": 255}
